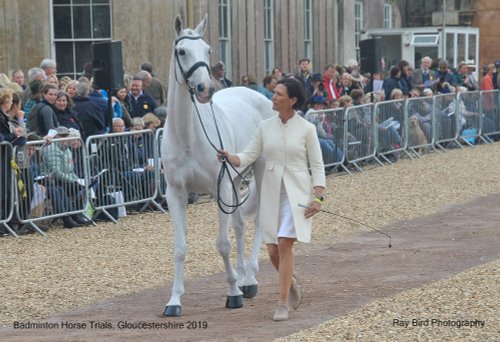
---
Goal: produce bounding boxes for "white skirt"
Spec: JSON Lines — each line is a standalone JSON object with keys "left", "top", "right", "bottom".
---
{"left": 277, "top": 190, "right": 297, "bottom": 239}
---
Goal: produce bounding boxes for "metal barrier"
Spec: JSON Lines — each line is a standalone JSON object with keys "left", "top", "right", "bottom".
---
{"left": 4, "top": 91, "right": 500, "bottom": 239}
{"left": 480, "top": 90, "right": 500, "bottom": 142}
{"left": 374, "top": 99, "right": 408, "bottom": 163}
{"left": 85, "top": 130, "right": 165, "bottom": 222}
{"left": 156, "top": 128, "right": 168, "bottom": 202}
{"left": 1, "top": 142, "right": 17, "bottom": 237}
{"left": 344, "top": 103, "right": 383, "bottom": 171}
{"left": 405, "top": 96, "right": 436, "bottom": 157}
{"left": 304, "top": 108, "right": 350, "bottom": 174}
{"left": 456, "top": 90, "right": 488, "bottom": 146}
{"left": 433, "top": 93, "right": 462, "bottom": 150}
{"left": 13, "top": 137, "right": 90, "bottom": 236}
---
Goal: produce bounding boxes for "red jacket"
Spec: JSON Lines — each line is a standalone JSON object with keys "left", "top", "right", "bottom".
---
{"left": 323, "top": 79, "right": 341, "bottom": 101}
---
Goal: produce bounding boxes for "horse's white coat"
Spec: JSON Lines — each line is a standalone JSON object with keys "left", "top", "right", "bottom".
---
{"left": 160, "top": 15, "right": 275, "bottom": 312}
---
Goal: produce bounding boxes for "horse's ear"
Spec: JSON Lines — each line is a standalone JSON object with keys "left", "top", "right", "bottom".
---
{"left": 175, "top": 14, "right": 183, "bottom": 36}
{"left": 194, "top": 14, "right": 208, "bottom": 36}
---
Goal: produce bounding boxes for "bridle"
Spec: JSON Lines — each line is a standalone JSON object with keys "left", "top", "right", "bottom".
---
{"left": 172, "top": 34, "right": 250, "bottom": 215}
{"left": 174, "top": 35, "right": 212, "bottom": 96}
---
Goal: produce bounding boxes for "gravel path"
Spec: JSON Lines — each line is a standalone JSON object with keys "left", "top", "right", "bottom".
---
{"left": 1, "top": 143, "right": 500, "bottom": 340}
{"left": 278, "top": 260, "right": 499, "bottom": 342}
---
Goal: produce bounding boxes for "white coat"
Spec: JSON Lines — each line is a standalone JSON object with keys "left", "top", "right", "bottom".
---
{"left": 237, "top": 113, "right": 326, "bottom": 244}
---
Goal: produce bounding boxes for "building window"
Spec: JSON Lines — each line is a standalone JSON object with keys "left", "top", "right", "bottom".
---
{"left": 218, "top": 0, "right": 232, "bottom": 79}
{"left": 354, "top": 1, "right": 363, "bottom": 60}
{"left": 384, "top": 3, "right": 392, "bottom": 29}
{"left": 52, "top": 0, "right": 112, "bottom": 79}
{"left": 264, "top": 0, "right": 275, "bottom": 75}
{"left": 303, "top": 0, "right": 313, "bottom": 59}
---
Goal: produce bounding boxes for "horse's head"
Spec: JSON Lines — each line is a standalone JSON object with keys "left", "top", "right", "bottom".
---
{"left": 173, "top": 14, "right": 215, "bottom": 104}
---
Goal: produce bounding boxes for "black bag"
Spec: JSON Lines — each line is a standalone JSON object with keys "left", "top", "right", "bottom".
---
{"left": 93, "top": 194, "right": 119, "bottom": 221}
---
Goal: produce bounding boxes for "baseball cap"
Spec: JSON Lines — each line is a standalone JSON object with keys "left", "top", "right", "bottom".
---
{"left": 55, "top": 126, "right": 70, "bottom": 136}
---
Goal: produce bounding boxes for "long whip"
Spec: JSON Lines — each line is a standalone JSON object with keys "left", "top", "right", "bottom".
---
{"left": 298, "top": 203, "right": 392, "bottom": 248}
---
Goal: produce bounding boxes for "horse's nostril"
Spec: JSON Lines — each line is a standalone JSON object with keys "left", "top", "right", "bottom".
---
{"left": 197, "top": 84, "right": 205, "bottom": 93}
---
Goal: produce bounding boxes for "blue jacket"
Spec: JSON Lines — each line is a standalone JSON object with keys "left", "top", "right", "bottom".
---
{"left": 72, "top": 96, "right": 107, "bottom": 139}
{"left": 125, "top": 92, "right": 157, "bottom": 118}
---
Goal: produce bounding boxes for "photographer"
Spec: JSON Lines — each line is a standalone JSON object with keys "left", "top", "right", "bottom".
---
{"left": 434, "top": 59, "right": 457, "bottom": 91}
{"left": 435, "top": 77, "right": 453, "bottom": 94}
{"left": 308, "top": 73, "right": 328, "bottom": 99}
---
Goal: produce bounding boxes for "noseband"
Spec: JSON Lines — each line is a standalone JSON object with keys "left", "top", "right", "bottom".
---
{"left": 174, "top": 35, "right": 212, "bottom": 95}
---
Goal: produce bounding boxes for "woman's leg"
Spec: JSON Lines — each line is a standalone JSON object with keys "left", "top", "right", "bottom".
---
{"left": 267, "top": 243, "right": 279, "bottom": 271}
{"left": 277, "top": 237, "right": 295, "bottom": 303}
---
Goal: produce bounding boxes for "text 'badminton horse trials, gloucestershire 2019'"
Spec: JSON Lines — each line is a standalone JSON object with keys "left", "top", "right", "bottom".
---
{"left": 160, "top": 14, "right": 275, "bottom": 317}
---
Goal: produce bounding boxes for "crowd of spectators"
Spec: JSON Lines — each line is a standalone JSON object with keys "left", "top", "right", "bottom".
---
{"left": 2, "top": 55, "right": 500, "bottom": 236}
{"left": 237, "top": 56, "right": 500, "bottom": 167}
{"left": 0, "top": 58, "right": 168, "bottom": 236}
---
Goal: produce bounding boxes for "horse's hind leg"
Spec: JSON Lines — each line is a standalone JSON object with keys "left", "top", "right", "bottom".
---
{"left": 163, "top": 189, "right": 189, "bottom": 317}
{"left": 217, "top": 206, "right": 244, "bottom": 308}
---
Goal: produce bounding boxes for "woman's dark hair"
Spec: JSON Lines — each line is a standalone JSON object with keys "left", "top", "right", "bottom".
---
{"left": 350, "top": 88, "right": 365, "bottom": 103}
{"left": 397, "top": 60, "right": 410, "bottom": 77}
{"left": 389, "top": 66, "right": 401, "bottom": 78}
{"left": 11, "top": 92, "right": 21, "bottom": 106}
{"left": 56, "top": 90, "right": 74, "bottom": 110}
{"left": 276, "top": 78, "right": 306, "bottom": 110}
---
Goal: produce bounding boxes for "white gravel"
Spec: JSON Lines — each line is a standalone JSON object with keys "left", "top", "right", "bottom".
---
{"left": 1, "top": 143, "right": 500, "bottom": 341}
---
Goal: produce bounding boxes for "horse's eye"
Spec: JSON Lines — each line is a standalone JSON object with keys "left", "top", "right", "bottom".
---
{"left": 208, "top": 48, "right": 212, "bottom": 54}
{"left": 178, "top": 49, "right": 186, "bottom": 56}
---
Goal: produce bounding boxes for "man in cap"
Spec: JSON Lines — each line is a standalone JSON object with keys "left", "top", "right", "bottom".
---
{"left": 305, "top": 95, "right": 327, "bottom": 120}
{"left": 42, "top": 126, "right": 92, "bottom": 228}
{"left": 308, "top": 73, "right": 327, "bottom": 100}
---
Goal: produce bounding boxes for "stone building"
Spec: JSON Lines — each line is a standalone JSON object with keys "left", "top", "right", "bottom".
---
{"left": 0, "top": 0, "right": 497, "bottom": 93}
{"left": 0, "top": 0, "right": 378, "bottom": 90}
{"left": 393, "top": 0, "right": 500, "bottom": 70}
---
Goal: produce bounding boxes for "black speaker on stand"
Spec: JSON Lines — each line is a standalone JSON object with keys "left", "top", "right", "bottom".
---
{"left": 92, "top": 40, "right": 124, "bottom": 133}
{"left": 360, "top": 37, "right": 382, "bottom": 98}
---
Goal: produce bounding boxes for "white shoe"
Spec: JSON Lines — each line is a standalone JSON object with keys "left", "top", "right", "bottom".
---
{"left": 273, "top": 303, "right": 290, "bottom": 321}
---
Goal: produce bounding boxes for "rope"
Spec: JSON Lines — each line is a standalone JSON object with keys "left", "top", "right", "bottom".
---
{"left": 173, "top": 34, "right": 251, "bottom": 215}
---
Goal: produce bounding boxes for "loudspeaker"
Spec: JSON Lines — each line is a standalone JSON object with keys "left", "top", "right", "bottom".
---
{"left": 360, "top": 38, "right": 382, "bottom": 74}
{"left": 92, "top": 41, "right": 124, "bottom": 90}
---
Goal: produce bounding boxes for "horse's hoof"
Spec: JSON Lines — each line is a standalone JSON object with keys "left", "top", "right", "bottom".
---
{"left": 163, "top": 305, "right": 182, "bottom": 317}
{"left": 225, "top": 295, "right": 243, "bottom": 309}
{"left": 242, "top": 285, "right": 258, "bottom": 298}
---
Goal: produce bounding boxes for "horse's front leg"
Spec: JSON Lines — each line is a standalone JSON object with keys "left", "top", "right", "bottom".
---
{"left": 217, "top": 186, "right": 244, "bottom": 308}
{"left": 242, "top": 166, "right": 264, "bottom": 299}
{"left": 163, "top": 187, "right": 189, "bottom": 317}
{"left": 230, "top": 177, "right": 247, "bottom": 290}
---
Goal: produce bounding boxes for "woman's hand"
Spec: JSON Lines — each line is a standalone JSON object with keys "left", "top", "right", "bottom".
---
{"left": 13, "top": 126, "right": 24, "bottom": 137}
{"left": 15, "top": 110, "right": 25, "bottom": 121}
{"left": 217, "top": 149, "right": 229, "bottom": 162}
{"left": 217, "top": 149, "right": 241, "bottom": 166}
{"left": 304, "top": 200, "right": 321, "bottom": 219}
{"left": 43, "top": 135, "right": 53, "bottom": 145}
